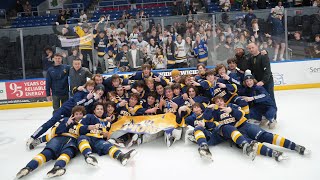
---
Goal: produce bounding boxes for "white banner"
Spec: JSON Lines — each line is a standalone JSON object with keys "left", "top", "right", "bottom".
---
{"left": 48, "top": 0, "right": 65, "bottom": 9}
{"left": 59, "top": 34, "right": 93, "bottom": 47}
{"left": 0, "top": 82, "right": 7, "bottom": 100}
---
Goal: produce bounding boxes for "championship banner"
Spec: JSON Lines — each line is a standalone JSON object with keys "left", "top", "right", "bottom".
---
{"left": 0, "top": 79, "right": 47, "bottom": 105}
{"left": 59, "top": 34, "right": 94, "bottom": 47}
{"left": 109, "top": 113, "right": 178, "bottom": 138}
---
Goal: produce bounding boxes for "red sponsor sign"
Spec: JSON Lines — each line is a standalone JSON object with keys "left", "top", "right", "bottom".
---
{"left": 5, "top": 80, "right": 46, "bottom": 100}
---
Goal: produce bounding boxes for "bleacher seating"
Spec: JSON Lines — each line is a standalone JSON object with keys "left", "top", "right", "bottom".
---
{"left": 11, "top": 0, "right": 92, "bottom": 28}
{"left": 92, "top": 6, "right": 173, "bottom": 21}
{"left": 11, "top": 14, "right": 58, "bottom": 28}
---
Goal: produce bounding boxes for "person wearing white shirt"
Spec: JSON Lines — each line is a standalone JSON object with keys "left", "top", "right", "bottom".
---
{"left": 275, "top": 1, "right": 284, "bottom": 16}
{"left": 79, "top": 10, "right": 87, "bottom": 22}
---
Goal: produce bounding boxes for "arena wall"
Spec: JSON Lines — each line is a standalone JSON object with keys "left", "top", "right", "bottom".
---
{"left": 0, "top": 59, "right": 319, "bottom": 110}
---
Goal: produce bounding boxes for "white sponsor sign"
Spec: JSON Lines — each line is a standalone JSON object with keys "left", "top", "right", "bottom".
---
{"left": 271, "top": 60, "right": 320, "bottom": 86}
{"left": 0, "top": 82, "right": 7, "bottom": 100}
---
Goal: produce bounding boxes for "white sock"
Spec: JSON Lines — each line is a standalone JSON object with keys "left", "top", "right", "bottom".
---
{"left": 273, "top": 54, "right": 278, "bottom": 60}
{"left": 279, "top": 54, "right": 284, "bottom": 59}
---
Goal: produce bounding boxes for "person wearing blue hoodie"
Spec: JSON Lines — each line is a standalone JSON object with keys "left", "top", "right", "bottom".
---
{"left": 46, "top": 53, "right": 70, "bottom": 113}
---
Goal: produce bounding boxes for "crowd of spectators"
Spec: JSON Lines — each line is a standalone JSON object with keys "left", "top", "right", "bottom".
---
{"left": 45, "top": 4, "right": 320, "bottom": 77}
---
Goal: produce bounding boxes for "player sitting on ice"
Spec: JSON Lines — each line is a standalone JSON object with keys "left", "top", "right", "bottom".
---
{"left": 77, "top": 102, "right": 137, "bottom": 166}
{"left": 16, "top": 106, "right": 86, "bottom": 179}
{"left": 211, "top": 96, "right": 311, "bottom": 162}
{"left": 240, "top": 70, "right": 277, "bottom": 129}
{"left": 108, "top": 93, "right": 146, "bottom": 148}
{"left": 180, "top": 103, "right": 258, "bottom": 161}
{"left": 159, "top": 85, "right": 186, "bottom": 147}
{"left": 26, "top": 82, "right": 105, "bottom": 150}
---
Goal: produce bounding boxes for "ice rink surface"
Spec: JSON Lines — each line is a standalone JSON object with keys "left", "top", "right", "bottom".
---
{"left": 0, "top": 88, "right": 320, "bottom": 180}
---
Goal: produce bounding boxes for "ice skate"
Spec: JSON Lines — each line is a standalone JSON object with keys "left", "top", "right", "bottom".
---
{"left": 295, "top": 145, "right": 311, "bottom": 155}
{"left": 272, "top": 150, "right": 289, "bottom": 162}
{"left": 242, "top": 141, "right": 258, "bottom": 160}
{"left": 259, "top": 118, "right": 269, "bottom": 127}
{"left": 85, "top": 153, "right": 98, "bottom": 166}
{"left": 164, "top": 132, "right": 175, "bottom": 147}
{"left": 186, "top": 132, "right": 197, "bottom": 144}
{"left": 117, "top": 149, "right": 137, "bottom": 166}
{"left": 46, "top": 166, "right": 66, "bottom": 178}
{"left": 268, "top": 119, "right": 277, "bottom": 129}
{"left": 198, "top": 143, "right": 213, "bottom": 162}
{"left": 16, "top": 167, "right": 32, "bottom": 179}
{"left": 184, "top": 126, "right": 196, "bottom": 143}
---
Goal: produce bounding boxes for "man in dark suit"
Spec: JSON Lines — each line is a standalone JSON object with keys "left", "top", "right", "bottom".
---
{"left": 128, "top": 43, "right": 144, "bottom": 71}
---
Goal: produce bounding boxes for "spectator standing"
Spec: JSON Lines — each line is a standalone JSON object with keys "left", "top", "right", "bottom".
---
{"left": 74, "top": 23, "right": 94, "bottom": 71}
{"left": 267, "top": 11, "right": 285, "bottom": 61}
{"left": 79, "top": 10, "right": 87, "bottom": 22}
{"left": 52, "top": 23, "right": 76, "bottom": 58}
{"left": 314, "top": 0, "right": 320, "bottom": 7}
{"left": 128, "top": 43, "right": 144, "bottom": 71}
{"left": 242, "top": 0, "right": 250, "bottom": 11}
{"left": 42, "top": 47, "right": 54, "bottom": 78}
{"left": 57, "top": 9, "right": 67, "bottom": 25}
{"left": 172, "top": 1, "right": 179, "bottom": 15}
{"left": 15, "top": 0, "right": 24, "bottom": 14}
{"left": 115, "top": 44, "right": 130, "bottom": 72}
{"left": 46, "top": 53, "right": 70, "bottom": 113}
{"left": 311, "top": 34, "right": 320, "bottom": 58}
{"left": 244, "top": 8, "right": 257, "bottom": 32}
{"left": 23, "top": 1, "right": 32, "bottom": 16}
{"left": 152, "top": 47, "right": 167, "bottom": 69}
{"left": 274, "top": 1, "right": 285, "bottom": 16}
{"left": 220, "top": 0, "right": 231, "bottom": 12}
{"left": 288, "top": 31, "right": 307, "bottom": 60}
{"left": 234, "top": 44, "right": 249, "bottom": 73}
{"left": 130, "top": 0, "right": 137, "bottom": 10}
{"left": 94, "top": 30, "right": 109, "bottom": 73}
{"left": 189, "top": 1, "right": 198, "bottom": 14}
{"left": 65, "top": 48, "right": 83, "bottom": 66}
{"left": 185, "top": 36, "right": 196, "bottom": 67}
{"left": 65, "top": 8, "right": 73, "bottom": 19}
{"left": 193, "top": 34, "right": 208, "bottom": 66}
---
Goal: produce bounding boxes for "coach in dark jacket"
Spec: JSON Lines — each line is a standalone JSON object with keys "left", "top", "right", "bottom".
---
{"left": 247, "top": 42, "right": 277, "bottom": 113}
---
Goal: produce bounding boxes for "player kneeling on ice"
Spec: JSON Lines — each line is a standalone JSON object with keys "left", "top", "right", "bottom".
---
{"left": 180, "top": 103, "right": 258, "bottom": 161}
{"left": 211, "top": 97, "right": 311, "bottom": 162}
{"left": 77, "top": 102, "right": 137, "bottom": 166}
{"left": 240, "top": 70, "right": 277, "bottom": 129}
{"left": 16, "top": 106, "right": 86, "bottom": 179}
